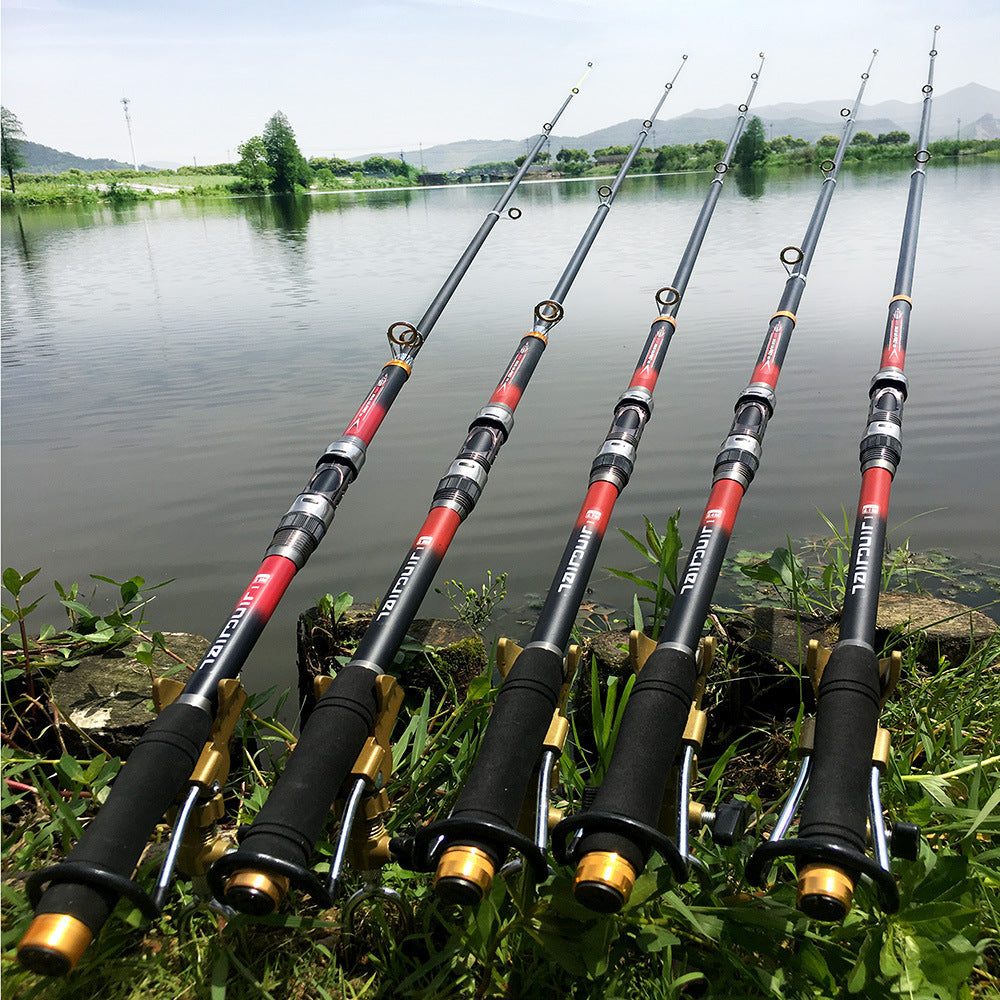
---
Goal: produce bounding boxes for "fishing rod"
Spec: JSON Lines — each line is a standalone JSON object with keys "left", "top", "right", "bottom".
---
{"left": 549, "top": 49, "right": 879, "bottom": 914}
{"left": 746, "top": 29, "right": 939, "bottom": 920}
{"left": 206, "top": 59, "right": 690, "bottom": 918}
{"left": 396, "top": 56, "right": 767, "bottom": 906}
{"left": 17, "top": 71, "right": 592, "bottom": 978}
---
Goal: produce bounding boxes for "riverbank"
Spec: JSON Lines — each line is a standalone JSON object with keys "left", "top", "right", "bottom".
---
{"left": 4, "top": 139, "right": 997, "bottom": 208}
{"left": 3, "top": 573, "right": 997, "bottom": 998}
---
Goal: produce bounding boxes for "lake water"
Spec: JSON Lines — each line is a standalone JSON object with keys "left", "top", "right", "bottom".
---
{"left": 2, "top": 160, "right": 997, "bottom": 700}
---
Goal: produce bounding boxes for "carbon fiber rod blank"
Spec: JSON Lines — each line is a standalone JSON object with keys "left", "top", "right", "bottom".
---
{"left": 552, "top": 49, "right": 879, "bottom": 914}
{"left": 16, "top": 70, "right": 592, "bottom": 977}
{"left": 208, "top": 61, "right": 691, "bottom": 919}
{"left": 747, "top": 28, "right": 940, "bottom": 922}
{"left": 399, "top": 56, "right": 768, "bottom": 906}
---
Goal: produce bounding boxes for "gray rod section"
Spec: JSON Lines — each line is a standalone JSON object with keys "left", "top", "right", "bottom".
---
{"left": 893, "top": 27, "right": 938, "bottom": 297}
{"left": 412, "top": 68, "right": 591, "bottom": 343}
{"left": 666, "top": 53, "right": 765, "bottom": 310}
{"left": 547, "top": 57, "right": 688, "bottom": 308}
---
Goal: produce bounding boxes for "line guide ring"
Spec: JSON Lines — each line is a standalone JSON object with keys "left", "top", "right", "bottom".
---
{"left": 656, "top": 286, "right": 681, "bottom": 308}
{"left": 714, "top": 162, "right": 728, "bottom": 174}
{"left": 598, "top": 184, "right": 613, "bottom": 199}
{"left": 387, "top": 321, "right": 423, "bottom": 348}
{"left": 780, "top": 246, "right": 804, "bottom": 273}
{"left": 820, "top": 158, "right": 836, "bottom": 174}
{"left": 914, "top": 149, "right": 930, "bottom": 163}
{"left": 507, "top": 207, "right": 522, "bottom": 220}
{"left": 534, "top": 299, "right": 564, "bottom": 324}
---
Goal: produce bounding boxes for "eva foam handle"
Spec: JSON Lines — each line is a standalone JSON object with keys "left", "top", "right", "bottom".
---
{"left": 234, "top": 664, "right": 378, "bottom": 869}
{"left": 578, "top": 646, "right": 696, "bottom": 873}
{"left": 797, "top": 643, "right": 881, "bottom": 856}
{"left": 447, "top": 645, "right": 564, "bottom": 863}
{"left": 34, "top": 701, "right": 213, "bottom": 933}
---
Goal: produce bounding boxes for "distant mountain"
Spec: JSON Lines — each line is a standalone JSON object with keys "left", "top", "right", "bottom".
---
{"left": 371, "top": 83, "right": 999, "bottom": 173}
{"left": 16, "top": 83, "right": 997, "bottom": 177}
{"left": 17, "top": 140, "right": 153, "bottom": 174}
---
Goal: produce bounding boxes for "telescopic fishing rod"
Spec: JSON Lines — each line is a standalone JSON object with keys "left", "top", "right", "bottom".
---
{"left": 17, "top": 70, "right": 592, "bottom": 978}
{"left": 206, "top": 59, "right": 689, "bottom": 919}
{"left": 396, "top": 55, "right": 767, "bottom": 907}
{"left": 549, "top": 49, "right": 880, "bottom": 915}
{"left": 746, "top": 29, "right": 940, "bottom": 921}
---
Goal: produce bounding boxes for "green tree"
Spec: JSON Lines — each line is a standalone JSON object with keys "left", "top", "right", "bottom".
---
{"left": 556, "top": 148, "right": 590, "bottom": 163}
{"left": 851, "top": 130, "right": 876, "bottom": 146}
{"left": 262, "top": 110, "right": 309, "bottom": 193}
{"left": 734, "top": 116, "right": 768, "bottom": 170}
{"left": 815, "top": 134, "right": 840, "bottom": 150}
{"left": 877, "top": 130, "right": 911, "bottom": 146}
{"left": 1, "top": 106, "right": 28, "bottom": 193}
{"left": 236, "top": 135, "right": 273, "bottom": 192}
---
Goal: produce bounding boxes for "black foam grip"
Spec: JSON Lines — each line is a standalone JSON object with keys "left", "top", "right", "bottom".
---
{"left": 797, "top": 643, "right": 881, "bottom": 856}
{"left": 233, "top": 664, "right": 378, "bottom": 868}
{"left": 578, "top": 646, "right": 696, "bottom": 873}
{"left": 447, "top": 645, "right": 564, "bottom": 862}
{"left": 34, "top": 701, "right": 213, "bottom": 933}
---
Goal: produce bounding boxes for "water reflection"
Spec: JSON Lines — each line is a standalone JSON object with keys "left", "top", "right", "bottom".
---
{"left": 2, "top": 163, "right": 997, "bottom": 697}
{"left": 735, "top": 165, "right": 767, "bottom": 199}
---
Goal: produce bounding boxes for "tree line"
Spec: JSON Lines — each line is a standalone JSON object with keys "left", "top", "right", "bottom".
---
{"left": 236, "top": 111, "right": 419, "bottom": 194}
{"left": 4, "top": 105, "right": 998, "bottom": 204}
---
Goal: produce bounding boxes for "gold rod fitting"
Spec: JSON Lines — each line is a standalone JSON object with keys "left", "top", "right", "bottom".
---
{"left": 18, "top": 913, "right": 94, "bottom": 977}
{"left": 224, "top": 870, "right": 290, "bottom": 916}
{"left": 770, "top": 309, "right": 797, "bottom": 323}
{"left": 573, "top": 851, "right": 637, "bottom": 913}
{"left": 524, "top": 330, "right": 549, "bottom": 344}
{"left": 653, "top": 315, "right": 678, "bottom": 326}
{"left": 384, "top": 358, "right": 413, "bottom": 376}
{"left": 797, "top": 862, "right": 855, "bottom": 922}
{"left": 434, "top": 846, "right": 495, "bottom": 905}
{"left": 888, "top": 294, "right": 913, "bottom": 307}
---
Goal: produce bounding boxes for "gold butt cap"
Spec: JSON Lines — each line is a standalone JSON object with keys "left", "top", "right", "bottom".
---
{"left": 797, "top": 862, "right": 855, "bottom": 922}
{"left": 224, "top": 870, "right": 290, "bottom": 915}
{"left": 434, "top": 846, "right": 495, "bottom": 905}
{"left": 18, "top": 913, "right": 93, "bottom": 977}
{"left": 573, "top": 851, "right": 637, "bottom": 913}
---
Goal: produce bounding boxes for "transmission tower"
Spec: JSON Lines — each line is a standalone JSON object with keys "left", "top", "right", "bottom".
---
{"left": 121, "top": 97, "right": 138, "bottom": 169}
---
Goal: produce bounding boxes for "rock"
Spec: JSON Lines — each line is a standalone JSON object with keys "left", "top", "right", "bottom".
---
{"left": 584, "top": 629, "right": 631, "bottom": 678}
{"left": 48, "top": 633, "right": 209, "bottom": 759}
{"left": 296, "top": 605, "right": 488, "bottom": 718}
{"left": 727, "top": 606, "right": 838, "bottom": 667}
{"left": 874, "top": 593, "right": 997, "bottom": 667}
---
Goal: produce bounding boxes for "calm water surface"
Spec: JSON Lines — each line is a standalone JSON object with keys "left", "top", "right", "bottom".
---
{"left": 2, "top": 161, "right": 997, "bottom": 699}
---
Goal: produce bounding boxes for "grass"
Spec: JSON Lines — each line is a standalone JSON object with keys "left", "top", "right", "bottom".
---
{"left": 1, "top": 560, "right": 998, "bottom": 998}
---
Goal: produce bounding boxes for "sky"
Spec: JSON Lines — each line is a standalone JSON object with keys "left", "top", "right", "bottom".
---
{"left": 2, "top": 0, "right": 997, "bottom": 167}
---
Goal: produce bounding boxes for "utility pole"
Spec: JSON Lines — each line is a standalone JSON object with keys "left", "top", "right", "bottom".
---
{"left": 121, "top": 97, "right": 138, "bottom": 170}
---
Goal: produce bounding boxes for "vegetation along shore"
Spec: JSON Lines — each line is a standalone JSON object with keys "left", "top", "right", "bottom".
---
{"left": 2, "top": 105, "right": 999, "bottom": 208}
